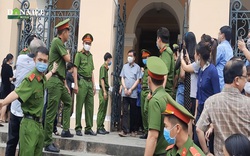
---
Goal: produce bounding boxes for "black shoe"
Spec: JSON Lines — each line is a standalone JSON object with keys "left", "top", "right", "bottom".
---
{"left": 45, "top": 143, "right": 60, "bottom": 153}
{"left": 61, "top": 130, "right": 74, "bottom": 138}
{"left": 139, "top": 133, "right": 148, "bottom": 139}
{"left": 97, "top": 129, "right": 106, "bottom": 135}
{"left": 85, "top": 129, "right": 97, "bottom": 136}
{"left": 103, "top": 129, "right": 110, "bottom": 134}
{"left": 76, "top": 130, "right": 83, "bottom": 136}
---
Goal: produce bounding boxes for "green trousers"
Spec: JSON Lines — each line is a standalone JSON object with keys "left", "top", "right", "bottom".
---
{"left": 141, "top": 89, "right": 149, "bottom": 133}
{"left": 19, "top": 118, "right": 44, "bottom": 156}
{"left": 75, "top": 79, "right": 94, "bottom": 131}
{"left": 96, "top": 89, "right": 109, "bottom": 130}
{"left": 44, "top": 77, "right": 72, "bottom": 146}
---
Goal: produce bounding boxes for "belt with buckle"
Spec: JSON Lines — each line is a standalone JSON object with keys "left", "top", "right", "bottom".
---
{"left": 142, "top": 86, "right": 149, "bottom": 91}
{"left": 79, "top": 75, "right": 92, "bottom": 82}
{"left": 24, "top": 114, "right": 42, "bottom": 123}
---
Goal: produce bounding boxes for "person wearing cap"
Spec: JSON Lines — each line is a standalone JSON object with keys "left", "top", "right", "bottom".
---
{"left": 144, "top": 56, "right": 169, "bottom": 156}
{"left": 162, "top": 99, "right": 205, "bottom": 156}
{"left": 96, "top": 52, "right": 112, "bottom": 135}
{"left": 5, "top": 38, "right": 45, "bottom": 156}
{"left": 19, "top": 34, "right": 37, "bottom": 55}
{"left": 73, "top": 33, "right": 97, "bottom": 136}
{"left": 139, "top": 49, "right": 151, "bottom": 139}
{"left": 156, "top": 27, "right": 175, "bottom": 98}
{"left": 0, "top": 46, "right": 58, "bottom": 156}
{"left": 44, "top": 18, "right": 74, "bottom": 153}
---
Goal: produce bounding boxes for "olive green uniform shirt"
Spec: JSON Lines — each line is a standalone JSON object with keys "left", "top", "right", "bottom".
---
{"left": 160, "top": 44, "right": 175, "bottom": 96}
{"left": 142, "top": 67, "right": 149, "bottom": 89}
{"left": 19, "top": 48, "right": 30, "bottom": 55}
{"left": 48, "top": 37, "right": 68, "bottom": 79}
{"left": 166, "top": 137, "right": 205, "bottom": 156}
{"left": 99, "top": 63, "right": 109, "bottom": 89}
{"left": 15, "top": 69, "right": 46, "bottom": 118}
{"left": 74, "top": 51, "right": 94, "bottom": 77}
{"left": 148, "top": 86, "right": 169, "bottom": 155}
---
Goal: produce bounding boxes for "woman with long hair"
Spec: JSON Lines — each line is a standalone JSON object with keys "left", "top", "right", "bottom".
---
{"left": 0, "top": 53, "right": 14, "bottom": 123}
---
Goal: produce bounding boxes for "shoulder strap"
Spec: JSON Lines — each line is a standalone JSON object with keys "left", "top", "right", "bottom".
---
{"left": 189, "top": 147, "right": 201, "bottom": 156}
{"left": 28, "top": 73, "right": 36, "bottom": 82}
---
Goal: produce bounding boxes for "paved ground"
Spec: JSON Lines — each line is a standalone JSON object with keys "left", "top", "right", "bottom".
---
{"left": 0, "top": 122, "right": 146, "bottom": 156}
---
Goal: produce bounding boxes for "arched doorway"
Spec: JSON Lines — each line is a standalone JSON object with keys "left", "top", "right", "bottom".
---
{"left": 135, "top": 8, "right": 180, "bottom": 66}
{"left": 124, "top": 0, "right": 184, "bottom": 65}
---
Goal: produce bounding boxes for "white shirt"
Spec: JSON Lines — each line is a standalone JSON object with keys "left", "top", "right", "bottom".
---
{"left": 11, "top": 54, "right": 35, "bottom": 117}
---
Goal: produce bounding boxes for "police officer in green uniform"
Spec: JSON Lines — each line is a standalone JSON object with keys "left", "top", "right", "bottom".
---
{"left": 139, "top": 49, "right": 151, "bottom": 139}
{"left": 162, "top": 98, "right": 205, "bottom": 156}
{"left": 44, "top": 18, "right": 74, "bottom": 153}
{"left": 96, "top": 52, "right": 112, "bottom": 135}
{"left": 144, "top": 56, "right": 169, "bottom": 156}
{"left": 0, "top": 46, "right": 57, "bottom": 156}
{"left": 156, "top": 27, "right": 175, "bottom": 98}
{"left": 19, "top": 34, "right": 37, "bottom": 55}
{"left": 73, "top": 33, "right": 96, "bottom": 136}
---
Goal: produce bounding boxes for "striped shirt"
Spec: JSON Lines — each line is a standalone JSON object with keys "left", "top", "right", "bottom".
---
{"left": 196, "top": 87, "right": 250, "bottom": 156}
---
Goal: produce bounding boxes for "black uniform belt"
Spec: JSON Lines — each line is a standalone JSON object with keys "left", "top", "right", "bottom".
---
{"left": 24, "top": 114, "right": 42, "bottom": 123}
{"left": 79, "top": 75, "right": 92, "bottom": 82}
{"left": 52, "top": 74, "right": 65, "bottom": 82}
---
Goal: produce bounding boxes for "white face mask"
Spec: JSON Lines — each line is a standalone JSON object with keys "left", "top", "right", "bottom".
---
{"left": 83, "top": 43, "right": 91, "bottom": 51}
{"left": 127, "top": 56, "right": 134, "bottom": 63}
{"left": 244, "top": 82, "right": 250, "bottom": 94}
{"left": 195, "top": 59, "right": 200, "bottom": 67}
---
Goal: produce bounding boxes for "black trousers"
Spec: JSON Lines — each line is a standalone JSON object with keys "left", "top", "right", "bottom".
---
{"left": 5, "top": 113, "right": 22, "bottom": 156}
{"left": 122, "top": 97, "right": 138, "bottom": 133}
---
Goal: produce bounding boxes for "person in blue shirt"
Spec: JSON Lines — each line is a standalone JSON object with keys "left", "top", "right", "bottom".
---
{"left": 216, "top": 26, "right": 233, "bottom": 91}
{"left": 194, "top": 41, "right": 220, "bottom": 154}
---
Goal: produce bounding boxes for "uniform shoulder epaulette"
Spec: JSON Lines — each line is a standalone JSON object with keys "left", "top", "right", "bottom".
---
{"left": 28, "top": 73, "right": 36, "bottom": 82}
{"left": 166, "top": 144, "right": 174, "bottom": 151}
{"left": 189, "top": 147, "right": 201, "bottom": 156}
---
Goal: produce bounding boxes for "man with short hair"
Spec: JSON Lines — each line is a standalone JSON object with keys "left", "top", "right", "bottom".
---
{"left": 196, "top": 59, "right": 250, "bottom": 156}
{"left": 96, "top": 52, "right": 112, "bottom": 135}
{"left": 73, "top": 33, "right": 97, "bottom": 136}
{"left": 144, "top": 56, "right": 169, "bottom": 156}
{"left": 156, "top": 27, "right": 175, "bottom": 97}
{"left": 163, "top": 98, "right": 205, "bottom": 156}
{"left": 216, "top": 26, "right": 233, "bottom": 91}
{"left": 19, "top": 34, "right": 37, "bottom": 55}
{"left": 119, "top": 49, "right": 141, "bottom": 137}
{"left": 44, "top": 18, "right": 73, "bottom": 153}
{"left": 0, "top": 46, "right": 57, "bottom": 156}
{"left": 5, "top": 38, "right": 45, "bottom": 156}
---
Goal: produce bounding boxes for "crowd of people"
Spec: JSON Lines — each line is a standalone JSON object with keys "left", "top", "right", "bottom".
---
{"left": 0, "top": 17, "right": 250, "bottom": 156}
{"left": 118, "top": 26, "right": 250, "bottom": 156}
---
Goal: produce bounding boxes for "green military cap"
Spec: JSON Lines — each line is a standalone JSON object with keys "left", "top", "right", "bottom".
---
{"left": 162, "top": 97, "right": 194, "bottom": 124}
{"left": 55, "top": 18, "right": 70, "bottom": 30}
{"left": 147, "top": 56, "right": 168, "bottom": 80}
{"left": 141, "top": 49, "right": 151, "bottom": 58}
{"left": 82, "top": 33, "right": 94, "bottom": 42}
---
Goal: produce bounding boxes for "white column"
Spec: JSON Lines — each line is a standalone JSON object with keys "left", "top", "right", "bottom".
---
{"left": 189, "top": 0, "right": 231, "bottom": 40}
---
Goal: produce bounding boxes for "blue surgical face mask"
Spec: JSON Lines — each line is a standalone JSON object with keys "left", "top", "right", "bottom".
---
{"left": 142, "top": 59, "right": 147, "bottom": 65}
{"left": 108, "top": 61, "right": 112, "bottom": 66}
{"left": 163, "top": 125, "right": 177, "bottom": 145}
{"left": 36, "top": 61, "right": 48, "bottom": 73}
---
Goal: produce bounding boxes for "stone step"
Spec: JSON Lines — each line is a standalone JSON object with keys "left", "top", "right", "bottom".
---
{"left": 0, "top": 123, "right": 145, "bottom": 156}
{"left": 0, "top": 143, "right": 110, "bottom": 156}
